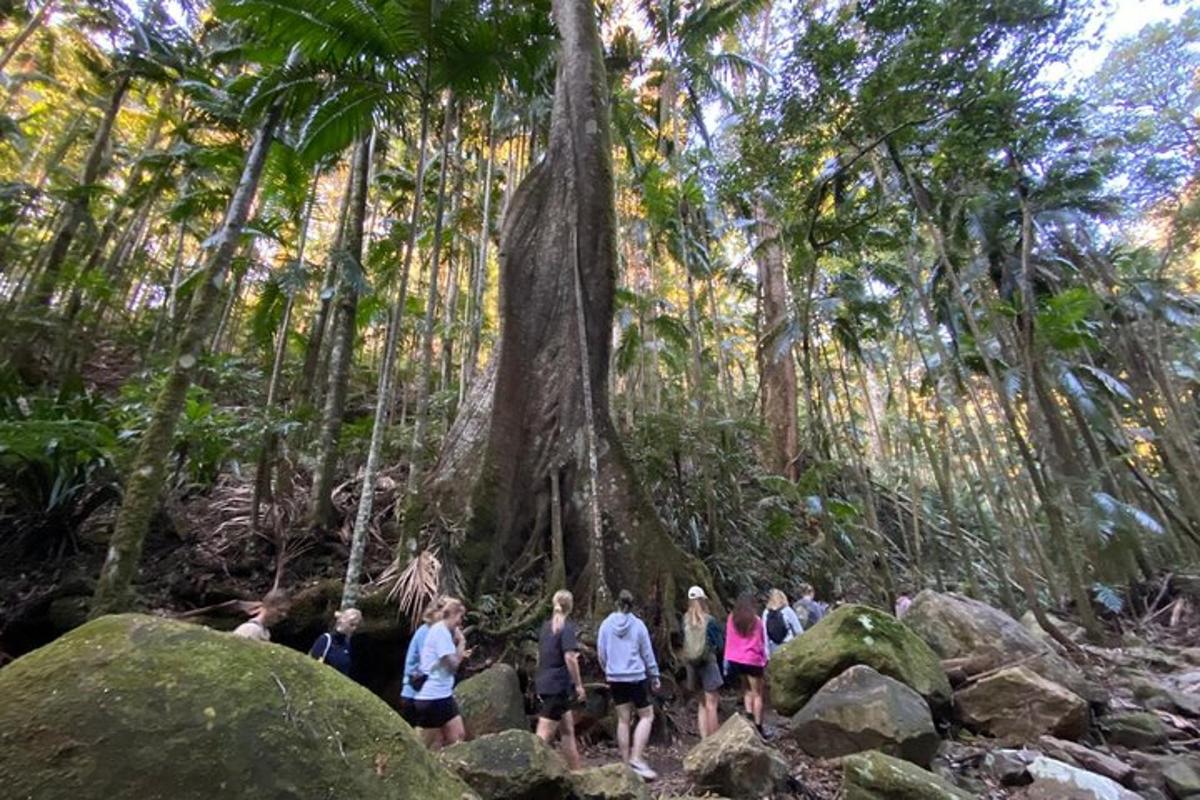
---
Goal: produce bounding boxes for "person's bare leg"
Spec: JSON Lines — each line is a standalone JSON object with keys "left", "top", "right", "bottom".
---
{"left": 742, "top": 676, "right": 753, "bottom": 716}
{"left": 631, "top": 705, "right": 654, "bottom": 766}
{"left": 559, "top": 711, "right": 581, "bottom": 771}
{"left": 615, "top": 704, "right": 632, "bottom": 763}
{"left": 704, "top": 691, "right": 720, "bottom": 737}
{"left": 748, "top": 677, "right": 764, "bottom": 726}
{"left": 696, "top": 700, "right": 706, "bottom": 738}
{"left": 443, "top": 716, "right": 466, "bottom": 747}
{"left": 420, "top": 727, "right": 440, "bottom": 749}
{"left": 536, "top": 716, "right": 557, "bottom": 745}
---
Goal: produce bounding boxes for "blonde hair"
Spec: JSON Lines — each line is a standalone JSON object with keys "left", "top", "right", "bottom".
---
{"left": 767, "top": 589, "right": 789, "bottom": 611}
{"left": 421, "top": 597, "right": 446, "bottom": 624}
{"left": 552, "top": 590, "right": 574, "bottom": 633}
{"left": 334, "top": 608, "right": 362, "bottom": 632}
{"left": 441, "top": 597, "right": 466, "bottom": 620}
{"left": 685, "top": 596, "right": 709, "bottom": 627}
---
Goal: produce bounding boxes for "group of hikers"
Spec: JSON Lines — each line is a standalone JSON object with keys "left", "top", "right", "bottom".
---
{"left": 231, "top": 581, "right": 830, "bottom": 781}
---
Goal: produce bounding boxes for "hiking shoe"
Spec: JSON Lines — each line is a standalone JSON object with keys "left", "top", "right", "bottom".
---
{"left": 629, "top": 760, "right": 658, "bottom": 781}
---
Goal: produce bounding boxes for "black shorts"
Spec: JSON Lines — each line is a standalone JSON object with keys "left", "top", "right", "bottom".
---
{"left": 398, "top": 697, "right": 418, "bottom": 725}
{"left": 414, "top": 696, "right": 460, "bottom": 729}
{"left": 726, "top": 661, "right": 764, "bottom": 680}
{"left": 609, "top": 680, "right": 651, "bottom": 709}
{"left": 538, "top": 692, "right": 573, "bottom": 722}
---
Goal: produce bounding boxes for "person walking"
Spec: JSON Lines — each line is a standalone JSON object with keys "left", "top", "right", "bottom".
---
{"left": 414, "top": 597, "right": 471, "bottom": 748}
{"left": 232, "top": 588, "right": 290, "bottom": 642}
{"left": 681, "top": 585, "right": 723, "bottom": 738}
{"left": 725, "top": 592, "right": 767, "bottom": 733}
{"left": 793, "top": 582, "right": 828, "bottom": 627}
{"left": 762, "top": 589, "right": 803, "bottom": 657}
{"left": 597, "top": 589, "right": 660, "bottom": 780}
{"left": 308, "top": 607, "right": 362, "bottom": 676}
{"left": 534, "top": 589, "right": 586, "bottom": 769}
{"left": 400, "top": 598, "right": 444, "bottom": 725}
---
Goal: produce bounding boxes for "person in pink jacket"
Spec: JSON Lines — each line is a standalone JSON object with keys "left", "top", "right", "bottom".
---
{"left": 725, "top": 592, "right": 767, "bottom": 732}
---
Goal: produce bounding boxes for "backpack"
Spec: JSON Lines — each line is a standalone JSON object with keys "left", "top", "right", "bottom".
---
{"left": 683, "top": 616, "right": 712, "bottom": 664}
{"left": 766, "top": 608, "right": 789, "bottom": 645}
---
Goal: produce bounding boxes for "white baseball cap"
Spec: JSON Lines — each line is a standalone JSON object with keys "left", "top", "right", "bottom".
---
{"left": 687, "top": 585, "right": 707, "bottom": 600}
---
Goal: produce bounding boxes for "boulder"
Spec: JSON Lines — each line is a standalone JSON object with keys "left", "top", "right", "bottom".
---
{"left": 1021, "top": 609, "right": 1088, "bottom": 647}
{"left": 905, "top": 591, "right": 1099, "bottom": 701}
{"left": 1163, "top": 759, "right": 1200, "bottom": 798}
{"left": 0, "top": 614, "right": 476, "bottom": 800}
{"left": 1103, "top": 711, "right": 1170, "bottom": 749}
{"left": 455, "top": 663, "right": 528, "bottom": 737}
{"left": 682, "top": 714, "right": 789, "bottom": 798}
{"left": 767, "top": 603, "right": 950, "bottom": 716}
{"left": 790, "top": 665, "right": 939, "bottom": 766}
{"left": 1026, "top": 755, "right": 1144, "bottom": 800}
{"left": 570, "top": 764, "right": 651, "bottom": 800}
{"left": 440, "top": 730, "right": 570, "bottom": 800}
{"left": 841, "top": 750, "right": 972, "bottom": 799}
{"left": 955, "top": 665, "right": 1088, "bottom": 741}
{"left": 985, "top": 749, "right": 1036, "bottom": 786}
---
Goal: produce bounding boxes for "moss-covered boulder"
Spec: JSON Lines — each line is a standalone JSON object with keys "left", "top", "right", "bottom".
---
{"left": 456, "top": 663, "right": 529, "bottom": 737}
{"left": 440, "top": 730, "right": 571, "bottom": 800}
{"left": 1103, "top": 711, "right": 1170, "bottom": 749}
{"left": 767, "top": 604, "right": 950, "bottom": 716}
{"left": 841, "top": 751, "right": 972, "bottom": 800}
{"left": 0, "top": 614, "right": 476, "bottom": 800}
{"left": 570, "top": 763, "right": 651, "bottom": 800}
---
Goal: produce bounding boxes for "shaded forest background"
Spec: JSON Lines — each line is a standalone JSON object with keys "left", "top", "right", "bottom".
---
{"left": 1, "top": 0, "right": 1199, "bottom": 658}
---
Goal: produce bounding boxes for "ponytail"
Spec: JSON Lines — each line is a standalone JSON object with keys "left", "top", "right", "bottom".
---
{"left": 551, "top": 589, "right": 574, "bottom": 634}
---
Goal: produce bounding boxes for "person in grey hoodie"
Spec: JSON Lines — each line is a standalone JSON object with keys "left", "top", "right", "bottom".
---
{"left": 597, "top": 589, "right": 661, "bottom": 780}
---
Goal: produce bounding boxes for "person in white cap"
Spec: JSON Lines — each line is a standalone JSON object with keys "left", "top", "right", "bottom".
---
{"left": 681, "top": 585, "right": 723, "bottom": 738}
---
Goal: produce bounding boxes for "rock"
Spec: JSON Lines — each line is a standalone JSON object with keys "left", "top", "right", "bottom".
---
{"left": 985, "top": 749, "right": 1035, "bottom": 786}
{"left": 682, "top": 714, "right": 789, "bottom": 799}
{"left": 905, "top": 591, "right": 1100, "bottom": 702}
{"left": 767, "top": 603, "right": 950, "bottom": 716}
{"left": 1163, "top": 759, "right": 1200, "bottom": 798}
{"left": 1038, "top": 735, "right": 1138, "bottom": 787}
{"left": 455, "top": 663, "right": 528, "bottom": 737}
{"left": 841, "top": 750, "right": 972, "bottom": 799}
{"left": 1021, "top": 609, "right": 1088, "bottom": 646}
{"left": 1104, "top": 711, "right": 1170, "bottom": 749}
{"left": 790, "top": 664, "right": 939, "bottom": 766}
{"left": 441, "top": 730, "right": 570, "bottom": 800}
{"left": 570, "top": 764, "right": 651, "bottom": 800}
{"left": 1026, "top": 755, "right": 1145, "bottom": 800}
{"left": 955, "top": 665, "right": 1089, "bottom": 741}
{"left": 0, "top": 614, "right": 476, "bottom": 800}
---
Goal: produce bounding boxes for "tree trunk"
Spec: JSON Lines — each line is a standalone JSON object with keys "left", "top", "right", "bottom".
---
{"left": 462, "top": 96, "right": 497, "bottom": 396}
{"left": 406, "top": 95, "right": 457, "bottom": 494}
{"left": 309, "top": 135, "right": 372, "bottom": 530}
{"left": 753, "top": 203, "right": 799, "bottom": 479}
{"left": 428, "top": 0, "right": 713, "bottom": 620}
{"left": 26, "top": 73, "right": 130, "bottom": 309}
{"left": 90, "top": 104, "right": 282, "bottom": 616}
{"left": 0, "top": 0, "right": 55, "bottom": 74}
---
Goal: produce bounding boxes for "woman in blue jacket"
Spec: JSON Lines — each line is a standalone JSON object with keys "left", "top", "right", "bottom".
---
{"left": 308, "top": 608, "right": 362, "bottom": 676}
{"left": 597, "top": 590, "right": 660, "bottom": 780}
{"left": 399, "top": 598, "right": 443, "bottom": 724}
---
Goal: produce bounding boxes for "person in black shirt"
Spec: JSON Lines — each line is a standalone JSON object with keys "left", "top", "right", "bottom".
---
{"left": 308, "top": 607, "right": 362, "bottom": 677}
{"left": 535, "top": 589, "right": 585, "bottom": 770}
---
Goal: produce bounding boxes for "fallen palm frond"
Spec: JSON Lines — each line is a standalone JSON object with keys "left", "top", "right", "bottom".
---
{"left": 383, "top": 548, "right": 442, "bottom": 627}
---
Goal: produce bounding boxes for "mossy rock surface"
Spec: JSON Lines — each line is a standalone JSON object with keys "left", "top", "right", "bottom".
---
{"left": 440, "top": 729, "right": 571, "bottom": 800}
{"left": 767, "top": 604, "right": 950, "bottom": 716}
{"left": 570, "top": 763, "right": 651, "bottom": 800}
{"left": 841, "top": 750, "right": 972, "bottom": 800}
{"left": 456, "top": 662, "right": 529, "bottom": 737}
{"left": 0, "top": 614, "right": 475, "bottom": 800}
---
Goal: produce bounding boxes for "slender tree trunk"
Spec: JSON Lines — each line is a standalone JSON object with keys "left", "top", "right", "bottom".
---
{"left": 462, "top": 96, "right": 497, "bottom": 396}
{"left": 26, "top": 73, "right": 130, "bottom": 310}
{"left": 753, "top": 203, "right": 799, "bottom": 479}
{"left": 343, "top": 90, "right": 435, "bottom": 604}
{"left": 0, "top": 0, "right": 55, "bottom": 74}
{"left": 439, "top": 131, "right": 465, "bottom": 396}
{"left": 309, "top": 135, "right": 372, "bottom": 530}
{"left": 91, "top": 104, "right": 282, "bottom": 616}
{"left": 406, "top": 96, "right": 456, "bottom": 494}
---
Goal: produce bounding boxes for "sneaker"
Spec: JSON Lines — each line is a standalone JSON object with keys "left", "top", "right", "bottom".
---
{"left": 629, "top": 760, "right": 658, "bottom": 781}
